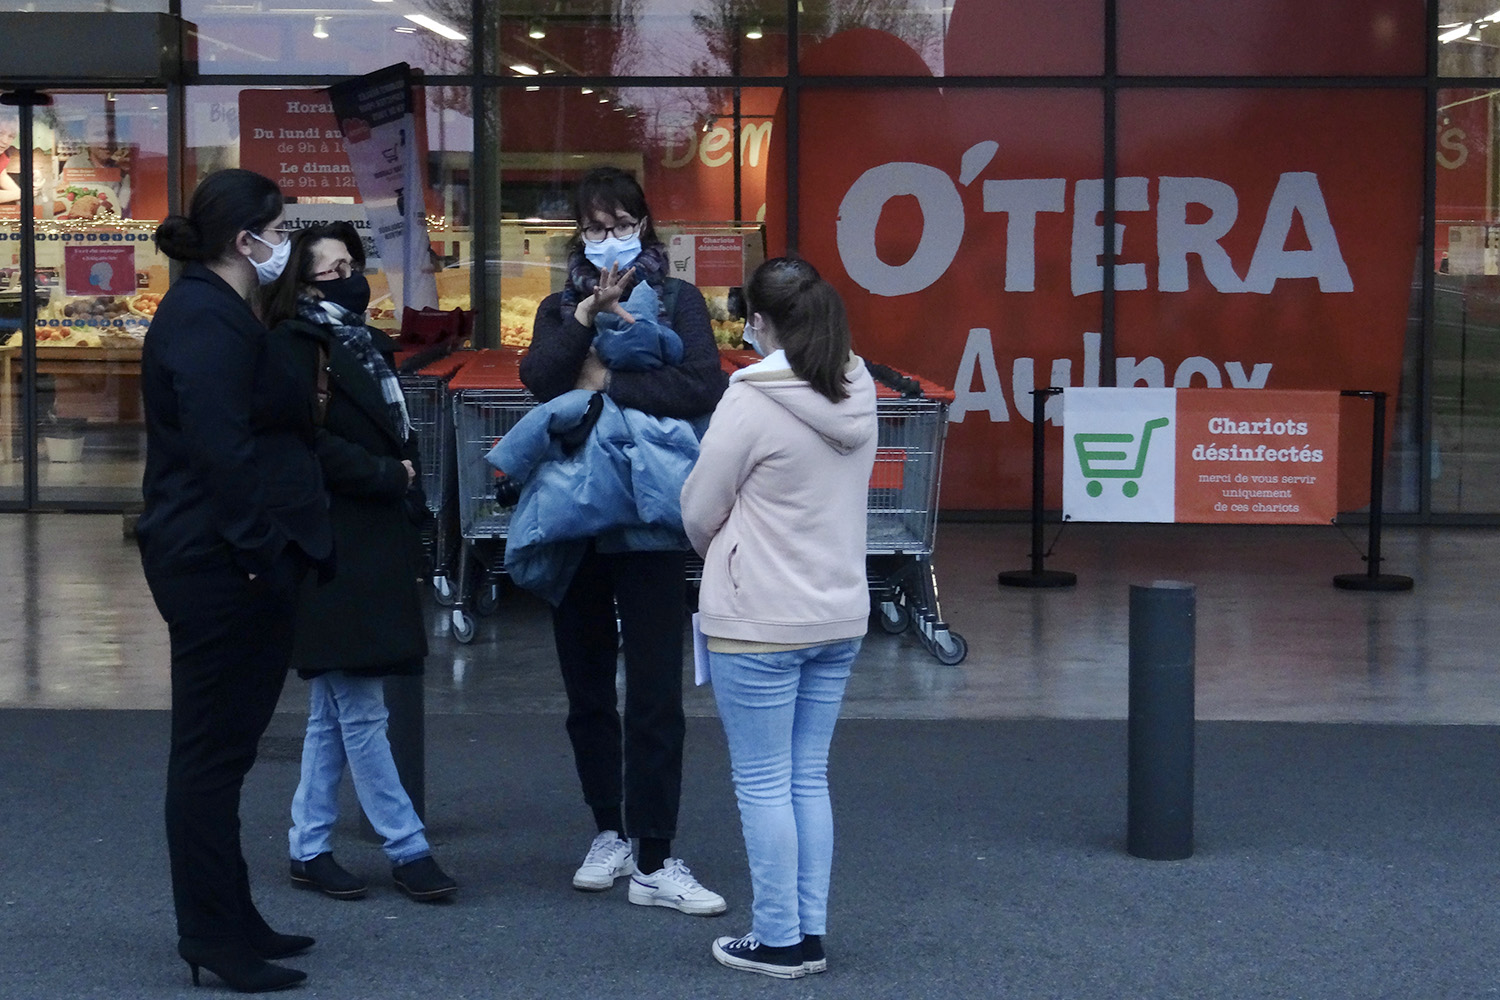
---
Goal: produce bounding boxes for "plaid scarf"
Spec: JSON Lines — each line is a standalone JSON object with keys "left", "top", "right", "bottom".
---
{"left": 560, "top": 241, "right": 670, "bottom": 311}
{"left": 297, "top": 296, "right": 411, "bottom": 437}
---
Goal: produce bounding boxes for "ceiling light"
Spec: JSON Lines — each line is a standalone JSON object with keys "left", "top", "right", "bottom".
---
{"left": 526, "top": 85, "right": 540, "bottom": 92}
{"left": 404, "top": 14, "right": 467, "bottom": 41}
{"left": 542, "top": 62, "right": 557, "bottom": 74}
{"left": 581, "top": 87, "right": 594, "bottom": 95}
{"left": 394, "top": 25, "right": 417, "bottom": 32}
{"left": 1486, "top": 9, "right": 1500, "bottom": 22}
{"left": 1440, "top": 22, "right": 1474, "bottom": 43}
{"left": 312, "top": 16, "right": 329, "bottom": 39}
{"left": 510, "top": 62, "right": 539, "bottom": 75}
{"left": 745, "top": 19, "right": 764, "bottom": 40}
{"left": 528, "top": 18, "right": 547, "bottom": 39}
{"left": 599, "top": 96, "right": 610, "bottom": 104}
{"left": 701, "top": 116, "right": 713, "bottom": 133}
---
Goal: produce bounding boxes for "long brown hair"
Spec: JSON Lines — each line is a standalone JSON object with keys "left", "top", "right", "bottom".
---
{"left": 262, "top": 221, "right": 365, "bottom": 328}
{"left": 745, "top": 256, "right": 852, "bottom": 403}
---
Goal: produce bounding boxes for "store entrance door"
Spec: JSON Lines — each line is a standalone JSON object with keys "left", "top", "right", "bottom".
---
{"left": 1, "top": 89, "right": 168, "bottom": 510}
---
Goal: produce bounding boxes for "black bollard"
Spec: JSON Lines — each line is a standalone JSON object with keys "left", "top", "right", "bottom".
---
{"left": 1127, "top": 581, "right": 1195, "bottom": 860}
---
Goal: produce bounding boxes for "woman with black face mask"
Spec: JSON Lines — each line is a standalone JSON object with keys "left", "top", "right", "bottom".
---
{"left": 264, "top": 221, "right": 458, "bottom": 906}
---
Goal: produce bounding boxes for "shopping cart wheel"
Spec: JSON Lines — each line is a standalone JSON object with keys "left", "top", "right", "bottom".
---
{"left": 474, "top": 578, "right": 502, "bottom": 616}
{"left": 876, "top": 599, "right": 910, "bottom": 635}
{"left": 932, "top": 631, "right": 968, "bottom": 666}
{"left": 450, "top": 609, "right": 476, "bottom": 644}
{"left": 432, "top": 574, "right": 456, "bottom": 607}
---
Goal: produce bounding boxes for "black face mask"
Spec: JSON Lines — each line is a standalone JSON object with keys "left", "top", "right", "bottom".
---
{"left": 312, "top": 273, "right": 370, "bottom": 317}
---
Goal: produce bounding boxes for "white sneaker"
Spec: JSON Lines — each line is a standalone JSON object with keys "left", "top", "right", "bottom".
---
{"left": 628, "top": 857, "right": 727, "bottom": 916}
{"left": 572, "top": 831, "right": 634, "bottom": 891}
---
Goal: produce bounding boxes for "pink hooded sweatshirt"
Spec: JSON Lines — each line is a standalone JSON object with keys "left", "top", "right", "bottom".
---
{"left": 681, "top": 351, "right": 878, "bottom": 646}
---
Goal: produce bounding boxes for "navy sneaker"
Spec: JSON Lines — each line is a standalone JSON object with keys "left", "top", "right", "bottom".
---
{"left": 802, "top": 934, "right": 827, "bottom": 974}
{"left": 712, "top": 934, "right": 805, "bottom": 979}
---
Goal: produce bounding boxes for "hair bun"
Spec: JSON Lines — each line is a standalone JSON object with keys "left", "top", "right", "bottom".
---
{"left": 153, "top": 215, "right": 204, "bottom": 262}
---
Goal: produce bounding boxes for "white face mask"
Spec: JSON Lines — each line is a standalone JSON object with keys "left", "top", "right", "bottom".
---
{"left": 248, "top": 231, "right": 292, "bottom": 285}
{"left": 583, "top": 232, "right": 642, "bottom": 273}
{"left": 741, "top": 320, "right": 764, "bottom": 355}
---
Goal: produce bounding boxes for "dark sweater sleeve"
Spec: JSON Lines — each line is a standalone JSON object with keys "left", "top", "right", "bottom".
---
{"left": 607, "top": 282, "right": 728, "bottom": 419}
{"left": 519, "top": 292, "right": 593, "bottom": 403}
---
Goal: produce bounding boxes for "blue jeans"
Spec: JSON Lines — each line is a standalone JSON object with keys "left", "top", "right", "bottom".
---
{"left": 288, "top": 672, "right": 430, "bottom": 865}
{"left": 710, "top": 639, "right": 860, "bottom": 947}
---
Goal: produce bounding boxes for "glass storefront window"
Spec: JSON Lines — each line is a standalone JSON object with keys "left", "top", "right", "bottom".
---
{"left": 2, "top": 91, "right": 169, "bottom": 505}
{"left": 185, "top": 84, "right": 475, "bottom": 330}
{"left": 1116, "top": 89, "right": 1425, "bottom": 514}
{"left": 182, "top": 0, "right": 471, "bottom": 76}
{"left": 488, "top": 1, "right": 787, "bottom": 78}
{"left": 1432, "top": 88, "right": 1500, "bottom": 513}
{"left": 0, "top": 1, "right": 165, "bottom": 8}
{"left": 1121, "top": 0, "right": 1424, "bottom": 77}
{"left": 799, "top": 0, "right": 1103, "bottom": 77}
{"left": 1439, "top": 1, "right": 1500, "bottom": 76}
{"left": 484, "top": 84, "right": 775, "bottom": 350}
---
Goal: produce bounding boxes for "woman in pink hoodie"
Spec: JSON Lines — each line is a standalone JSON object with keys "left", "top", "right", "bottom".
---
{"left": 681, "top": 256, "right": 878, "bottom": 980}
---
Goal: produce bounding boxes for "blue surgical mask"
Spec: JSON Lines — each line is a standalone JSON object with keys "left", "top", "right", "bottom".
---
{"left": 248, "top": 231, "right": 292, "bottom": 285}
{"left": 583, "top": 232, "right": 642, "bottom": 272}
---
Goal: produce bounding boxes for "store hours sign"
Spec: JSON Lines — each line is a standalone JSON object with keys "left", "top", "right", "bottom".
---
{"left": 239, "top": 90, "right": 359, "bottom": 199}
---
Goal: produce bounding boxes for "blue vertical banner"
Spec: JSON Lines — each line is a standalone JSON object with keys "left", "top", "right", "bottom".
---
{"left": 327, "top": 63, "right": 437, "bottom": 314}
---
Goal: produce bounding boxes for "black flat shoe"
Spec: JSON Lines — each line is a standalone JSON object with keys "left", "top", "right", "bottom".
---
{"left": 178, "top": 938, "right": 306, "bottom": 993}
{"left": 392, "top": 855, "right": 458, "bottom": 901}
{"left": 289, "top": 853, "right": 367, "bottom": 900}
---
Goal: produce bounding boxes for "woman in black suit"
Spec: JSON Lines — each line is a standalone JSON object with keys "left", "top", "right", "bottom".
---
{"left": 138, "top": 168, "right": 333, "bottom": 993}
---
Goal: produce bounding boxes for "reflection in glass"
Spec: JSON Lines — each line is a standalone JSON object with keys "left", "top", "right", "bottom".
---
{"left": 1433, "top": 88, "right": 1500, "bottom": 512}
{"left": 489, "top": 0, "right": 787, "bottom": 77}
{"left": 182, "top": 0, "right": 471, "bottom": 76}
{"left": 1440, "top": 1, "right": 1500, "bottom": 76}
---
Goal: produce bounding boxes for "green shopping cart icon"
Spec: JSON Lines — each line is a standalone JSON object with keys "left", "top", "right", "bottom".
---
{"left": 1073, "top": 416, "right": 1170, "bottom": 498}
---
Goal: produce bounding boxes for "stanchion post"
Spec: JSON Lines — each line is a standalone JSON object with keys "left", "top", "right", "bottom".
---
{"left": 1127, "top": 581, "right": 1195, "bottom": 861}
{"left": 998, "top": 387, "right": 1076, "bottom": 589}
{"left": 1334, "top": 390, "right": 1413, "bottom": 592}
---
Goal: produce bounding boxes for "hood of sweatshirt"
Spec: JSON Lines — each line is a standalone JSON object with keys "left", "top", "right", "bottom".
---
{"left": 729, "top": 350, "right": 877, "bottom": 455}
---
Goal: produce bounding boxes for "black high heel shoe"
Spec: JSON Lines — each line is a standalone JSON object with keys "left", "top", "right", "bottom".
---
{"left": 248, "top": 930, "right": 315, "bottom": 961}
{"left": 178, "top": 939, "right": 306, "bottom": 993}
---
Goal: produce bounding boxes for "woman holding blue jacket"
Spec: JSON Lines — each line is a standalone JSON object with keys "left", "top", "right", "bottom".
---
{"left": 520, "top": 166, "right": 728, "bottom": 915}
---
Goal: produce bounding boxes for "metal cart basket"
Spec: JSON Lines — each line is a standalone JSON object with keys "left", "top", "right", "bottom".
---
{"left": 446, "top": 349, "right": 535, "bottom": 642}
{"left": 398, "top": 350, "right": 471, "bottom": 605}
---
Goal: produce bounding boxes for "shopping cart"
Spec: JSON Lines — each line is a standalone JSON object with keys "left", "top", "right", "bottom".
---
{"left": 445, "top": 348, "right": 536, "bottom": 643}
{"left": 1074, "top": 416, "right": 1170, "bottom": 498}
{"left": 397, "top": 349, "right": 472, "bottom": 605}
{"left": 718, "top": 351, "right": 967, "bottom": 665}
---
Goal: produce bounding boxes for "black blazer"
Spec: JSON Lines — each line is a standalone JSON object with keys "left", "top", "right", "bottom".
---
{"left": 137, "top": 264, "right": 333, "bottom": 578}
{"left": 273, "top": 315, "right": 428, "bottom": 676}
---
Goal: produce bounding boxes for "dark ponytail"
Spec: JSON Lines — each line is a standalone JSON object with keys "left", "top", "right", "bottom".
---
{"left": 154, "top": 168, "right": 283, "bottom": 264}
{"left": 745, "top": 256, "right": 852, "bottom": 403}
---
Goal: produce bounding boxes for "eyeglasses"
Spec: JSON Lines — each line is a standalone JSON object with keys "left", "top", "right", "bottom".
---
{"left": 311, "top": 261, "right": 364, "bottom": 280}
{"left": 249, "top": 225, "right": 295, "bottom": 245}
{"left": 580, "top": 217, "right": 642, "bottom": 243}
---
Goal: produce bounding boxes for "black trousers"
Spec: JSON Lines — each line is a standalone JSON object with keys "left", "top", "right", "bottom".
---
{"left": 552, "top": 546, "right": 686, "bottom": 842}
{"left": 146, "top": 551, "right": 305, "bottom": 943}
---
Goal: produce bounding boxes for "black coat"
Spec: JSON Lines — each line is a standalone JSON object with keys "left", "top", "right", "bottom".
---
{"left": 521, "top": 278, "right": 728, "bottom": 418}
{"left": 273, "top": 315, "right": 428, "bottom": 677}
{"left": 138, "top": 264, "right": 332, "bottom": 578}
